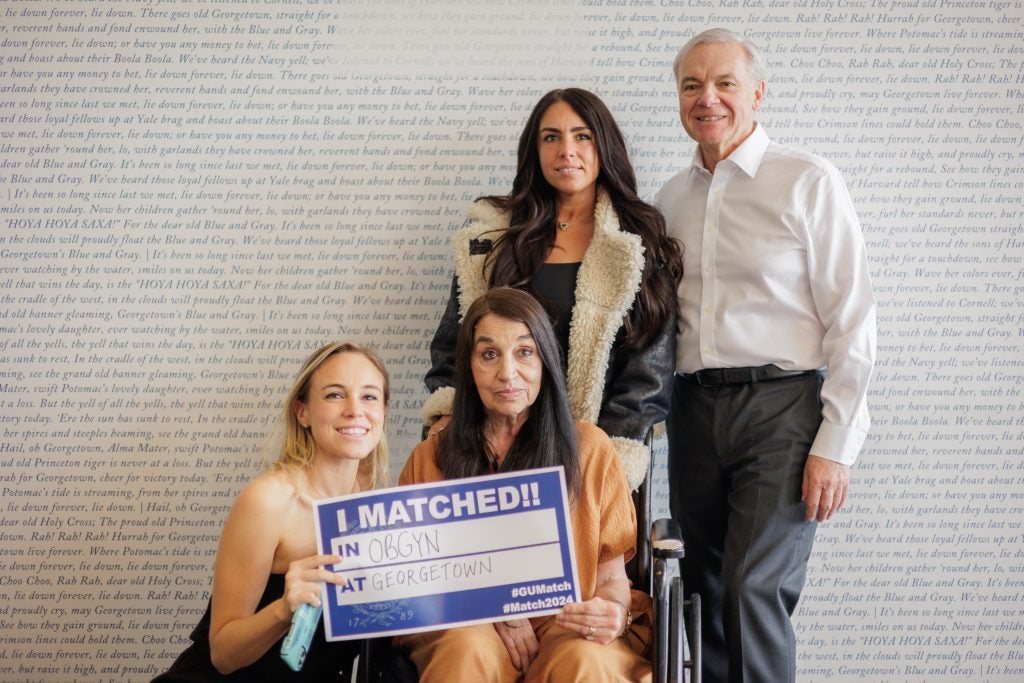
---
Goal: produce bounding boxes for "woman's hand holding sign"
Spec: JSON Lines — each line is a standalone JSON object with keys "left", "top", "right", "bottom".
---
{"left": 283, "top": 554, "right": 346, "bottom": 614}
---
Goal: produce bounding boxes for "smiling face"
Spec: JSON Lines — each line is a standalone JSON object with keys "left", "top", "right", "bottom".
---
{"left": 677, "top": 40, "right": 764, "bottom": 170}
{"left": 536, "top": 100, "right": 600, "bottom": 203}
{"left": 294, "top": 352, "right": 386, "bottom": 465}
{"left": 470, "top": 313, "right": 544, "bottom": 429}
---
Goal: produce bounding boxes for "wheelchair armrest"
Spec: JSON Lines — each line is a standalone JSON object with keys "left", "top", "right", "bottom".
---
{"left": 650, "top": 518, "right": 684, "bottom": 560}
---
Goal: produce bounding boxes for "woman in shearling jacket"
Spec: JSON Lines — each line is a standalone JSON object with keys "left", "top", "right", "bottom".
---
{"left": 423, "top": 88, "right": 683, "bottom": 490}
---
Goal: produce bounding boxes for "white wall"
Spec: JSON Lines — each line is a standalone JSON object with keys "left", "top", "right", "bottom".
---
{"left": 0, "top": 1, "right": 1022, "bottom": 680}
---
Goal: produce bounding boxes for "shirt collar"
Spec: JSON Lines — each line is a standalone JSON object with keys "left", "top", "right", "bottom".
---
{"left": 689, "top": 123, "right": 770, "bottom": 178}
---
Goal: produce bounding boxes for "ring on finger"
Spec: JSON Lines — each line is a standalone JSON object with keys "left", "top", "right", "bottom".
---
{"left": 585, "top": 625, "right": 595, "bottom": 641}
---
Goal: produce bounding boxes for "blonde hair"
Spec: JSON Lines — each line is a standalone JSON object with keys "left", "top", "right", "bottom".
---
{"left": 270, "top": 341, "right": 390, "bottom": 491}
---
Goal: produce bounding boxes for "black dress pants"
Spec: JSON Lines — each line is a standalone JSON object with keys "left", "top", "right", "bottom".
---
{"left": 668, "top": 372, "right": 823, "bottom": 683}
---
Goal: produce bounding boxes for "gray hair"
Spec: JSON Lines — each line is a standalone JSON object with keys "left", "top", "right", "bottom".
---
{"left": 672, "top": 28, "right": 766, "bottom": 88}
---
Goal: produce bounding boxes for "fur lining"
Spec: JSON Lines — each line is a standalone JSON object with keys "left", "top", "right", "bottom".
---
{"left": 564, "top": 190, "right": 644, "bottom": 423}
{"left": 451, "top": 189, "right": 645, "bottom": 426}
{"left": 453, "top": 200, "right": 509, "bottom": 318}
{"left": 421, "top": 386, "right": 456, "bottom": 424}
{"left": 610, "top": 436, "right": 650, "bottom": 491}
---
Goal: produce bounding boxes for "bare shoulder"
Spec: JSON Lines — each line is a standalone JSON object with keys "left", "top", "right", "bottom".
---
{"left": 217, "top": 469, "right": 308, "bottom": 566}
{"left": 229, "top": 469, "right": 300, "bottom": 522}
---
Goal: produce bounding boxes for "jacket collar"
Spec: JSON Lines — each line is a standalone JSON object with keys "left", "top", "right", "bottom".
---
{"left": 452, "top": 188, "right": 644, "bottom": 423}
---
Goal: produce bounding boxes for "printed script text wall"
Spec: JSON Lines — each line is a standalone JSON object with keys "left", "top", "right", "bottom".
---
{"left": 0, "top": 1, "right": 1022, "bottom": 681}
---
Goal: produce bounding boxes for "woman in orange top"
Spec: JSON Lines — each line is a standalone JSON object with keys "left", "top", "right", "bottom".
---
{"left": 397, "top": 288, "right": 649, "bottom": 682}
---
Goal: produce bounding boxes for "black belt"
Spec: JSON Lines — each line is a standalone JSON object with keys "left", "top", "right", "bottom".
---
{"left": 680, "top": 365, "right": 820, "bottom": 387}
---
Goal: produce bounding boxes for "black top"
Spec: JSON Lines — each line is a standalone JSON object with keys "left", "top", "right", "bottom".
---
{"left": 152, "top": 574, "right": 358, "bottom": 682}
{"left": 530, "top": 261, "right": 582, "bottom": 371}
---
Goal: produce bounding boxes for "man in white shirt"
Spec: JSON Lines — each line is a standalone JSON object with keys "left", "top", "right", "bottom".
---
{"left": 655, "top": 28, "right": 876, "bottom": 682}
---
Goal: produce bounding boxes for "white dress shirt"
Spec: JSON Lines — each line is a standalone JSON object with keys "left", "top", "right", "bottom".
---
{"left": 656, "top": 124, "right": 877, "bottom": 465}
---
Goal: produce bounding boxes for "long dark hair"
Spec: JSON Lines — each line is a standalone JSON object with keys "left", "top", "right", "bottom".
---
{"left": 480, "top": 88, "right": 683, "bottom": 348}
{"left": 436, "top": 288, "right": 581, "bottom": 499}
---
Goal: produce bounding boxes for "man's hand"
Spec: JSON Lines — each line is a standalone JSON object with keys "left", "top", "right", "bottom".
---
{"left": 802, "top": 455, "right": 850, "bottom": 522}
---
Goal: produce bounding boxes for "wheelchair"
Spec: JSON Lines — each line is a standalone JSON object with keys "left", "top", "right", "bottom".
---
{"left": 351, "top": 431, "right": 701, "bottom": 682}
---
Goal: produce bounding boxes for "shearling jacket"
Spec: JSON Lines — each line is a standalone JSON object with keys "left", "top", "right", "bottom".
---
{"left": 422, "top": 189, "right": 676, "bottom": 490}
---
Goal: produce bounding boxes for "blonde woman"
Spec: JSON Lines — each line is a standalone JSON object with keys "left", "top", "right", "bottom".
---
{"left": 154, "top": 341, "right": 390, "bottom": 681}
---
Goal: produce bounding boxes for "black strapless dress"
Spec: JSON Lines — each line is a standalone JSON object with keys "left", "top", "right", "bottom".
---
{"left": 152, "top": 574, "right": 358, "bottom": 681}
